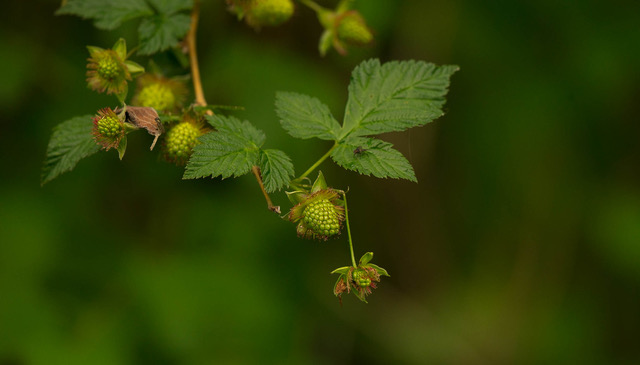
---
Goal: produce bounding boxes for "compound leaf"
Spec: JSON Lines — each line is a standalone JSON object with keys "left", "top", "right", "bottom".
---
{"left": 259, "top": 149, "right": 295, "bottom": 193}
{"left": 331, "top": 137, "right": 416, "bottom": 182}
{"left": 41, "top": 115, "right": 100, "bottom": 185}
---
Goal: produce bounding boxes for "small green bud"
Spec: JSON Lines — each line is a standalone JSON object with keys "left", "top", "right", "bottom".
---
{"left": 337, "top": 12, "right": 372, "bottom": 45}
{"left": 247, "top": 0, "right": 294, "bottom": 27}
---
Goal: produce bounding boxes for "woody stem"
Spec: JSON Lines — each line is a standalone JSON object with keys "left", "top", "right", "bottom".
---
{"left": 252, "top": 166, "right": 280, "bottom": 214}
{"left": 187, "top": 0, "right": 207, "bottom": 107}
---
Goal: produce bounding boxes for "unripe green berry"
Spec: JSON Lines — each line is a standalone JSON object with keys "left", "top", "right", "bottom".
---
{"left": 302, "top": 199, "right": 341, "bottom": 238}
{"left": 97, "top": 57, "right": 121, "bottom": 79}
{"left": 137, "top": 83, "right": 176, "bottom": 112}
{"left": 163, "top": 122, "right": 202, "bottom": 165}
{"left": 97, "top": 116, "right": 122, "bottom": 137}
{"left": 337, "top": 13, "right": 372, "bottom": 45}
{"left": 249, "top": 0, "right": 294, "bottom": 27}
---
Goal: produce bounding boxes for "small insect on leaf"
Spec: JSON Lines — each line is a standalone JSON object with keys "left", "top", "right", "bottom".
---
{"left": 353, "top": 146, "right": 368, "bottom": 156}
{"left": 117, "top": 106, "right": 164, "bottom": 150}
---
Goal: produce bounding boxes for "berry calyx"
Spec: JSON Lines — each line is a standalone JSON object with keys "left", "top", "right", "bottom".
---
{"left": 163, "top": 121, "right": 203, "bottom": 165}
{"left": 86, "top": 40, "right": 132, "bottom": 95}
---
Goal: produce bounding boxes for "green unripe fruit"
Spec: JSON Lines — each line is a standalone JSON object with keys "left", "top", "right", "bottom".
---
{"left": 302, "top": 199, "right": 340, "bottom": 238}
{"left": 97, "top": 56, "right": 120, "bottom": 79}
{"left": 97, "top": 116, "right": 122, "bottom": 137}
{"left": 352, "top": 269, "right": 371, "bottom": 288}
{"left": 137, "top": 83, "right": 176, "bottom": 112}
{"left": 249, "top": 0, "right": 294, "bottom": 27}
{"left": 337, "top": 14, "right": 372, "bottom": 45}
{"left": 164, "top": 122, "right": 201, "bottom": 165}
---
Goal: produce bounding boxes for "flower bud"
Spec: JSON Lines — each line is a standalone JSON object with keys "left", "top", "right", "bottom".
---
{"left": 336, "top": 11, "right": 372, "bottom": 46}
{"left": 246, "top": 0, "right": 294, "bottom": 28}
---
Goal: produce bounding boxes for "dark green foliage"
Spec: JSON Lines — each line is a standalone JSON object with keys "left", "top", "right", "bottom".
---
{"left": 41, "top": 115, "right": 100, "bottom": 185}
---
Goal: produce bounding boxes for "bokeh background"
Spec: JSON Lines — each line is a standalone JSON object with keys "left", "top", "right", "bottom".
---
{"left": 1, "top": 0, "right": 640, "bottom": 364}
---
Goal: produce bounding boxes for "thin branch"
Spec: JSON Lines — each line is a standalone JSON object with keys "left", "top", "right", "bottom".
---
{"left": 252, "top": 166, "right": 280, "bottom": 214}
{"left": 187, "top": 0, "right": 208, "bottom": 108}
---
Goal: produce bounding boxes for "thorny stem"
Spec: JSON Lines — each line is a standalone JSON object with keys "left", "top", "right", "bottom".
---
{"left": 297, "top": 143, "right": 337, "bottom": 180}
{"left": 252, "top": 166, "right": 280, "bottom": 214}
{"left": 187, "top": 0, "right": 207, "bottom": 108}
{"left": 342, "top": 191, "right": 357, "bottom": 267}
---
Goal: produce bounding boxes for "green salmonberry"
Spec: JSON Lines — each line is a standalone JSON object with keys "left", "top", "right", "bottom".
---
{"left": 133, "top": 74, "right": 187, "bottom": 113}
{"left": 163, "top": 122, "right": 203, "bottom": 165}
{"left": 92, "top": 108, "right": 125, "bottom": 150}
{"left": 86, "top": 42, "right": 131, "bottom": 95}
{"left": 288, "top": 188, "right": 345, "bottom": 241}
{"left": 137, "top": 84, "right": 175, "bottom": 112}
{"left": 303, "top": 199, "right": 341, "bottom": 237}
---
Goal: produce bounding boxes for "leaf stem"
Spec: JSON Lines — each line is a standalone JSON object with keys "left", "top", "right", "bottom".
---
{"left": 342, "top": 191, "right": 357, "bottom": 267}
{"left": 297, "top": 143, "right": 337, "bottom": 180}
{"left": 252, "top": 166, "right": 281, "bottom": 214}
{"left": 298, "top": 0, "right": 324, "bottom": 13}
{"left": 187, "top": 0, "right": 208, "bottom": 108}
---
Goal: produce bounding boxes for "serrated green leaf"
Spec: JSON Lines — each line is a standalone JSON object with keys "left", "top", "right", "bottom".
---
{"left": 146, "top": 0, "right": 193, "bottom": 14}
{"left": 341, "top": 59, "right": 459, "bottom": 139}
{"left": 258, "top": 149, "right": 294, "bottom": 193}
{"left": 206, "top": 115, "right": 266, "bottom": 147}
{"left": 137, "top": 13, "right": 191, "bottom": 55}
{"left": 183, "top": 115, "right": 265, "bottom": 180}
{"left": 331, "top": 137, "right": 416, "bottom": 182}
{"left": 56, "top": 0, "right": 153, "bottom": 30}
{"left": 41, "top": 115, "right": 100, "bottom": 185}
{"left": 275, "top": 92, "right": 341, "bottom": 141}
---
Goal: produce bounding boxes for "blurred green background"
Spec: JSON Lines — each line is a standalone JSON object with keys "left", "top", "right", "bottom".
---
{"left": 1, "top": 0, "right": 640, "bottom": 364}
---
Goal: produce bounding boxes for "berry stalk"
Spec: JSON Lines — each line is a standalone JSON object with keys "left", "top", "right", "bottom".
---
{"left": 342, "top": 191, "right": 357, "bottom": 267}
